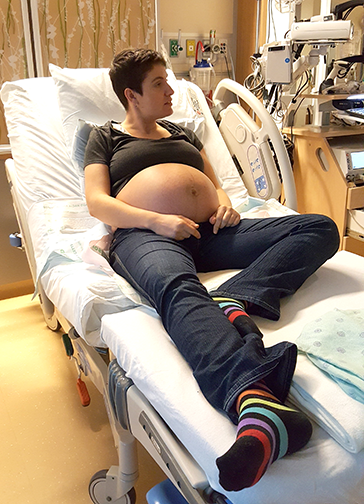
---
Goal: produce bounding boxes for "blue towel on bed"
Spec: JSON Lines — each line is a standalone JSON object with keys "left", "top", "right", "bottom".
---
{"left": 296, "top": 309, "right": 364, "bottom": 404}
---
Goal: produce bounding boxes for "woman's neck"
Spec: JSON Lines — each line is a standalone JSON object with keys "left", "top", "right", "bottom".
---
{"left": 122, "top": 113, "right": 168, "bottom": 139}
{"left": 122, "top": 119, "right": 157, "bottom": 137}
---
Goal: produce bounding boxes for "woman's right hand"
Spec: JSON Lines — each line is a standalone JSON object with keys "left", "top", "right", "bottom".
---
{"left": 151, "top": 214, "right": 201, "bottom": 240}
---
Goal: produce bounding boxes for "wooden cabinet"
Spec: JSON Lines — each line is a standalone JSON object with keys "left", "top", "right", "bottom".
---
{"left": 286, "top": 125, "right": 364, "bottom": 257}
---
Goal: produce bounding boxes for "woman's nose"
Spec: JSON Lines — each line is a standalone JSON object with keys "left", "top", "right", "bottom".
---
{"left": 166, "top": 84, "right": 174, "bottom": 96}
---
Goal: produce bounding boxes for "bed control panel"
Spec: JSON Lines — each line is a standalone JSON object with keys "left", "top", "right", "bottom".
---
{"left": 247, "top": 144, "right": 269, "bottom": 199}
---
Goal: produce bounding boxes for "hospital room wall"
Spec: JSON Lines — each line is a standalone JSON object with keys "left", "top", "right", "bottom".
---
{"left": 158, "top": 0, "right": 236, "bottom": 78}
{"left": 158, "top": 0, "right": 267, "bottom": 86}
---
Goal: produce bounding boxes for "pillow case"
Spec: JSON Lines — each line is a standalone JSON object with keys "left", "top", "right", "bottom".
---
{"left": 0, "top": 76, "right": 82, "bottom": 212}
{"left": 49, "top": 64, "right": 126, "bottom": 158}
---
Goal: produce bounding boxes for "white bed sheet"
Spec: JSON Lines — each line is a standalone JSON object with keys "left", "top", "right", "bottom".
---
{"left": 101, "top": 251, "right": 364, "bottom": 504}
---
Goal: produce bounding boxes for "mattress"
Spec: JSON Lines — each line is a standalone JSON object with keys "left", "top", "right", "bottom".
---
{"left": 101, "top": 251, "right": 364, "bottom": 504}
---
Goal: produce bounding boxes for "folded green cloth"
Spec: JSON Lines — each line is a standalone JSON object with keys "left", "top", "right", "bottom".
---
{"left": 296, "top": 309, "right": 364, "bottom": 403}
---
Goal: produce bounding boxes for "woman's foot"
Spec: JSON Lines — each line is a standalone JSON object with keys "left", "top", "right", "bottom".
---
{"left": 216, "top": 383, "right": 312, "bottom": 491}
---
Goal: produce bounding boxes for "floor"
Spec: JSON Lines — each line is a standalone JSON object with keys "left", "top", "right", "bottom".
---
{"left": 0, "top": 294, "right": 165, "bottom": 504}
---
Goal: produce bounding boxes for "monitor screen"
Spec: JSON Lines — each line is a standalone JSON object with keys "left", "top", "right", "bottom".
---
{"left": 350, "top": 151, "right": 364, "bottom": 170}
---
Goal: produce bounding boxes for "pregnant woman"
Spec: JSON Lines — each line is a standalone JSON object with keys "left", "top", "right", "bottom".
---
{"left": 84, "top": 48, "right": 340, "bottom": 492}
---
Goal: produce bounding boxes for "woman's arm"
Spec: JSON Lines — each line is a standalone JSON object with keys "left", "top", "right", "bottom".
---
{"left": 84, "top": 163, "right": 201, "bottom": 240}
{"left": 200, "top": 149, "right": 240, "bottom": 234}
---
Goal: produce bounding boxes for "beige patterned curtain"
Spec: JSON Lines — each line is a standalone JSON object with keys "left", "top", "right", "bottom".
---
{"left": 0, "top": 0, "right": 156, "bottom": 144}
{"left": 37, "top": 0, "right": 156, "bottom": 70}
{"left": 0, "top": 0, "right": 28, "bottom": 144}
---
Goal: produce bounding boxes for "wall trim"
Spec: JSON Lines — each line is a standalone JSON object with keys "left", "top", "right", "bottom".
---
{"left": 0, "top": 280, "right": 34, "bottom": 300}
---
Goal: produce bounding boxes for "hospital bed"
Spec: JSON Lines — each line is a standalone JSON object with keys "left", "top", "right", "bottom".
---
{"left": 1, "top": 65, "right": 364, "bottom": 504}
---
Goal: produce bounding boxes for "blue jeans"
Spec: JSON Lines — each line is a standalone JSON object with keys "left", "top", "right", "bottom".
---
{"left": 110, "top": 214, "right": 339, "bottom": 422}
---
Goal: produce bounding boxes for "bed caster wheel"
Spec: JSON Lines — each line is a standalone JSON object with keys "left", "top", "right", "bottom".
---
{"left": 89, "top": 469, "right": 136, "bottom": 504}
{"left": 45, "top": 313, "right": 61, "bottom": 332}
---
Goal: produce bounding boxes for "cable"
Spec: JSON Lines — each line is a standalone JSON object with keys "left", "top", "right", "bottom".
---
{"left": 344, "top": 6, "right": 357, "bottom": 19}
{"left": 348, "top": 209, "right": 364, "bottom": 231}
{"left": 290, "top": 96, "right": 305, "bottom": 139}
{"left": 269, "top": 0, "right": 278, "bottom": 41}
{"left": 244, "top": 56, "right": 265, "bottom": 99}
{"left": 291, "top": 71, "right": 310, "bottom": 104}
{"left": 226, "top": 45, "right": 236, "bottom": 81}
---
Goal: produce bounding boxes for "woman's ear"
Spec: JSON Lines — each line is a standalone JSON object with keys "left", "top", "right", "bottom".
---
{"left": 124, "top": 88, "right": 138, "bottom": 106}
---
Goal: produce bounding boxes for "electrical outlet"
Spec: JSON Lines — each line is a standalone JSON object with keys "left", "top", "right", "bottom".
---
{"left": 186, "top": 39, "right": 196, "bottom": 58}
{"left": 219, "top": 39, "right": 227, "bottom": 54}
{"left": 169, "top": 39, "right": 179, "bottom": 57}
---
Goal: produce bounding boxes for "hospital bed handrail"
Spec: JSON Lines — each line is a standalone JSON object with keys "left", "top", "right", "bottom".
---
{"left": 213, "top": 79, "right": 298, "bottom": 210}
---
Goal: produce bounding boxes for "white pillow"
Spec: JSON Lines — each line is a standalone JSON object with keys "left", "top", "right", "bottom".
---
{"left": 49, "top": 64, "right": 126, "bottom": 158}
{"left": 0, "top": 76, "right": 82, "bottom": 212}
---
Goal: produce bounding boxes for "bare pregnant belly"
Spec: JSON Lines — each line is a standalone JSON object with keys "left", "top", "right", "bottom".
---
{"left": 117, "top": 164, "right": 220, "bottom": 222}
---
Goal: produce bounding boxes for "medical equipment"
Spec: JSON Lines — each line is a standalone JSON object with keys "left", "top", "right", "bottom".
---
{"left": 190, "top": 41, "right": 215, "bottom": 104}
{"left": 259, "top": 16, "right": 353, "bottom": 87}
{"left": 329, "top": 135, "right": 364, "bottom": 182}
{"left": 1, "top": 68, "right": 364, "bottom": 504}
{"left": 245, "top": 11, "right": 356, "bottom": 127}
{"left": 264, "top": 41, "right": 292, "bottom": 85}
{"left": 290, "top": 16, "right": 353, "bottom": 43}
{"left": 347, "top": 208, "right": 364, "bottom": 240}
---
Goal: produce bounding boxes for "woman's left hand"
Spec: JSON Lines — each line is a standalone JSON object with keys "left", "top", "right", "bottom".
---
{"left": 209, "top": 205, "right": 241, "bottom": 234}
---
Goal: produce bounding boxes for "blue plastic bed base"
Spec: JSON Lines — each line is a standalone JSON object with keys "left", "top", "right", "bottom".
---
{"left": 146, "top": 480, "right": 189, "bottom": 504}
{"left": 146, "top": 480, "right": 233, "bottom": 504}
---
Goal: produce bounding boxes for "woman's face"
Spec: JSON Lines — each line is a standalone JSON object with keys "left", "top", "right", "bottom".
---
{"left": 135, "top": 64, "right": 174, "bottom": 119}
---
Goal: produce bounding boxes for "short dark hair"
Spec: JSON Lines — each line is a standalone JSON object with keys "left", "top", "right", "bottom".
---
{"left": 109, "top": 48, "right": 166, "bottom": 109}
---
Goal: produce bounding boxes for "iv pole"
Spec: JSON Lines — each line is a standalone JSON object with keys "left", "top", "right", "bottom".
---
{"left": 20, "top": 0, "right": 44, "bottom": 77}
{"left": 255, "top": 0, "right": 262, "bottom": 56}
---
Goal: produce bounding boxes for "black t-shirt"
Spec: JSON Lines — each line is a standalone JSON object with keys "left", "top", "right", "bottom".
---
{"left": 84, "top": 119, "right": 204, "bottom": 197}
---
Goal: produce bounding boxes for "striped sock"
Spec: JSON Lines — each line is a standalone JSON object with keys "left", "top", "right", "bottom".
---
{"left": 216, "top": 383, "right": 312, "bottom": 491}
{"left": 213, "top": 297, "right": 263, "bottom": 338}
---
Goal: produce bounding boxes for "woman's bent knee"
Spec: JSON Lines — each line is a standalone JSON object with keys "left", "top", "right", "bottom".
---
{"left": 316, "top": 214, "right": 340, "bottom": 257}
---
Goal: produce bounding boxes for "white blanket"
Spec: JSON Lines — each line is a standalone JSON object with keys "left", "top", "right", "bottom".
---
{"left": 290, "top": 353, "right": 364, "bottom": 453}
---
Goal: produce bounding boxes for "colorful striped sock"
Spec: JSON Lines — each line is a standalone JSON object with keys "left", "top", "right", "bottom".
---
{"left": 216, "top": 383, "right": 312, "bottom": 491}
{"left": 213, "top": 297, "right": 263, "bottom": 338}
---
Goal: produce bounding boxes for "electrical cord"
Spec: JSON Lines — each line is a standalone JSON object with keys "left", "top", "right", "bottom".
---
{"left": 291, "top": 71, "right": 310, "bottom": 104}
{"left": 244, "top": 56, "right": 265, "bottom": 99}
{"left": 348, "top": 209, "right": 364, "bottom": 231}
{"left": 268, "top": 0, "right": 278, "bottom": 42}
{"left": 290, "top": 96, "right": 306, "bottom": 138}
